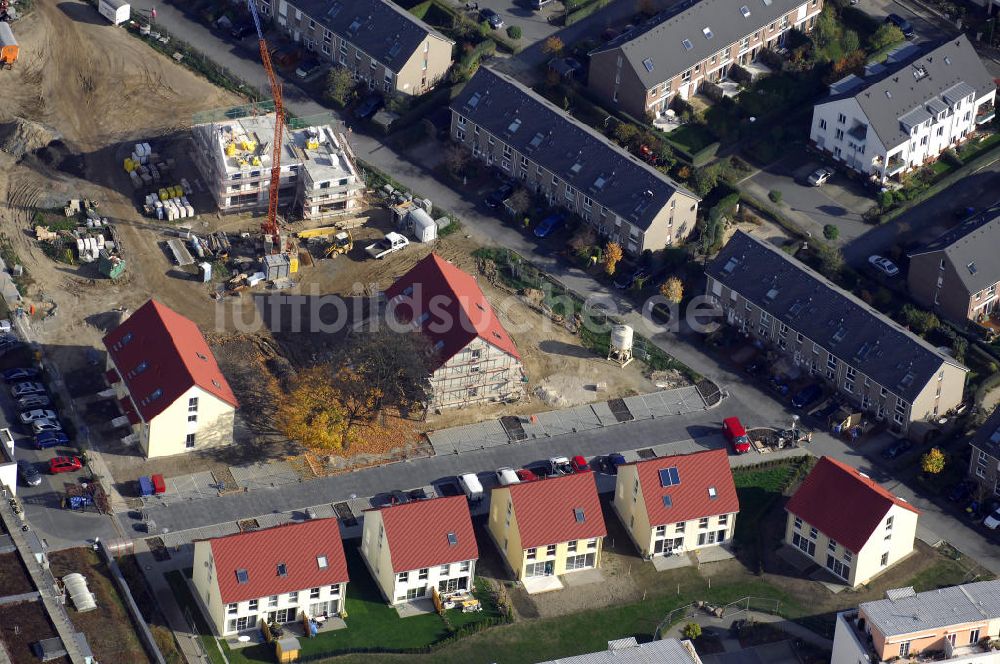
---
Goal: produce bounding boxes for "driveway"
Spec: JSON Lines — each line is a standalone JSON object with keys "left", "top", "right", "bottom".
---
{"left": 851, "top": 0, "right": 956, "bottom": 44}
{"left": 446, "top": 0, "right": 563, "bottom": 51}
{"left": 743, "top": 153, "right": 874, "bottom": 244}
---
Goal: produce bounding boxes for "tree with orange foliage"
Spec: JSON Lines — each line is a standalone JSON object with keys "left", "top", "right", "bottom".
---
{"left": 824, "top": 50, "right": 866, "bottom": 85}
{"left": 603, "top": 241, "right": 623, "bottom": 275}
{"left": 542, "top": 36, "right": 564, "bottom": 57}
{"left": 274, "top": 365, "right": 360, "bottom": 452}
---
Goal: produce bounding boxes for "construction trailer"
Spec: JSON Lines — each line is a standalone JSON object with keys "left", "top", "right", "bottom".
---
{"left": 0, "top": 22, "right": 18, "bottom": 68}
{"left": 97, "top": 0, "right": 130, "bottom": 25}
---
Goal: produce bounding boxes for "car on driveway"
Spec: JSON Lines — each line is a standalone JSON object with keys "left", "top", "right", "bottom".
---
{"left": 484, "top": 183, "right": 514, "bottom": 209}
{"left": 791, "top": 384, "right": 823, "bottom": 410}
{"left": 49, "top": 456, "right": 82, "bottom": 475}
{"left": 806, "top": 167, "right": 834, "bottom": 186}
{"left": 17, "top": 395, "right": 50, "bottom": 409}
{"left": 354, "top": 94, "right": 384, "bottom": 120}
{"left": 548, "top": 456, "right": 573, "bottom": 475}
{"left": 571, "top": 456, "right": 590, "bottom": 473}
{"left": 885, "top": 13, "right": 914, "bottom": 38}
{"left": 2, "top": 367, "right": 39, "bottom": 381}
{"left": 480, "top": 8, "right": 503, "bottom": 29}
{"left": 533, "top": 213, "right": 566, "bottom": 238}
{"left": 614, "top": 267, "right": 648, "bottom": 290}
{"left": 984, "top": 506, "right": 1000, "bottom": 530}
{"left": 34, "top": 431, "right": 69, "bottom": 450}
{"left": 11, "top": 382, "right": 45, "bottom": 398}
{"left": 295, "top": 57, "right": 322, "bottom": 80}
{"left": 723, "top": 417, "right": 751, "bottom": 454}
{"left": 881, "top": 439, "right": 912, "bottom": 460}
{"left": 516, "top": 468, "right": 538, "bottom": 482}
{"left": 868, "top": 255, "right": 900, "bottom": 277}
{"left": 20, "top": 409, "right": 57, "bottom": 424}
{"left": 600, "top": 453, "right": 626, "bottom": 474}
{"left": 32, "top": 419, "right": 63, "bottom": 434}
{"left": 496, "top": 467, "right": 521, "bottom": 485}
{"left": 18, "top": 460, "right": 41, "bottom": 487}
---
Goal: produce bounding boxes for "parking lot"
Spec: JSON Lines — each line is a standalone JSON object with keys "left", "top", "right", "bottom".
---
{"left": 744, "top": 152, "right": 876, "bottom": 244}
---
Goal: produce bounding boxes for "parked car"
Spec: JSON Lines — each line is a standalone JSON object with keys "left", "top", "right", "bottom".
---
{"left": 614, "top": 267, "right": 648, "bottom": 290}
{"left": 496, "top": 467, "right": 521, "bottom": 486}
{"left": 723, "top": 416, "right": 751, "bottom": 454}
{"left": 2, "top": 367, "right": 39, "bottom": 381}
{"left": 881, "top": 439, "right": 912, "bottom": 460}
{"left": 268, "top": 45, "right": 302, "bottom": 68}
{"left": 18, "top": 459, "right": 41, "bottom": 487}
{"left": 769, "top": 376, "right": 790, "bottom": 396}
{"left": 295, "top": 57, "right": 322, "bottom": 80}
{"left": 34, "top": 431, "right": 69, "bottom": 450}
{"left": 484, "top": 183, "right": 514, "bottom": 210}
{"left": 20, "top": 409, "right": 57, "bottom": 424}
{"left": 791, "top": 384, "right": 823, "bottom": 410}
{"left": 570, "top": 455, "right": 590, "bottom": 473}
{"left": 983, "top": 506, "right": 1000, "bottom": 530}
{"left": 17, "top": 394, "right": 50, "bottom": 409}
{"left": 947, "top": 481, "right": 974, "bottom": 503}
{"left": 868, "top": 255, "right": 900, "bottom": 277}
{"left": 354, "top": 94, "right": 384, "bottom": 120}
{"left": 516, "top": 468, "right": 539, "bottom": 482}
{"left": 32, "top": 419, "right": 63, "bottom": 434}
{"left": 230, "top": 21, "right": 253, "bottom": 39}
{"left": 407, "top": 488, "right": 429, "bottom": 501}
{"left": 602, "top": 453, "right": 626, "bottom": 474}
{"left": 480, "top": 7, "right": 503, "bottom": 29}
{"left": 806, "top": 167, "right": 834, "bottom": 186}
{"left": 458, "top": 473, "right": 485, "bottom": 502}
{"left": 812, "top": 399, "right": 842, "bottom": 423}
{"left": 388, "top": 489, "right": 410, "bottom": 505}
{"left": 547, "top": 456, "right": 573, "bottom": 475}
{"left": 11, "top": 382, "right": 45, "bottom": 398}
{"left": 49, "top": 456, "right": 82, "bottom": 475}
{"left": 885, "top": 13, "right": 914, "bottom": 38}
{"left": 533, "top": 213, "right": 566, "bottom": 238}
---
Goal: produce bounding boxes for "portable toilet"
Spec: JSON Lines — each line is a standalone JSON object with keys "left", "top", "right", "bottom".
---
{"left": 198, "top": 261, "right": 212, "bottom": 282}
{"left": 0, "top": 23, "right": 18, "bottom": 68}
{"left": 409, "top": 208, "right": 437, "bottom": 243}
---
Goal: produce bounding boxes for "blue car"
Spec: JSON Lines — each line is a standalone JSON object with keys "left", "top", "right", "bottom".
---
{"left": 34, "top": 431, "right": 69, "bottom": 450}
{"left": 2, "top": 367, "right": 39, "bottom": 381}
{"left": 791, "top": 384, "right": 823, "bottom": 409}
{"left": 533, "top": 213, "right": 566, "bottom": 238}
{"left": 604, "top": 453, "right": 626, "bottom": 474}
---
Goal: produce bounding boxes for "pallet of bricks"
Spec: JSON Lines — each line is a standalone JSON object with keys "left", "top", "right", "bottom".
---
{"left": 123, "top": 141, "right": 194, "bottom": 221}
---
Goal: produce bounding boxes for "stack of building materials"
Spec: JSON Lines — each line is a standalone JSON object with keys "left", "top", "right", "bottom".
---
{"left": 124, "top": 142, "right": 175, "bottom": 190}
{"left": 35, "top": 226, "right": 58, "bottom": 242}
{"left": 76, "top": 235, "right": 106, "bottom": 263}
{"left": 142, "top": 186, "right": 195, "bottom": 220}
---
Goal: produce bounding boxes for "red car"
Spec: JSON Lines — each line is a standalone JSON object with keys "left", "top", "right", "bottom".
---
{"left": 49, "top": 456, "right": 82, "bottom": 474}
{"left": 571, "top": 455, "right": 591, "bottom": 472}
{"left": 723, "top": 417, "right": 751, "bottom": 454}
{"left": 516, "top": 468, "right": 538, "bottom": 482}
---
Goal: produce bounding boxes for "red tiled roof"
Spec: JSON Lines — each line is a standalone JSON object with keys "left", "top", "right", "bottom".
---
{"left": 102, "top": 300, "right": 238, "bottom": 422}
{"left": 503, "top": 473, "right": 606, "bottom": 549}
{"left": 627, "top": 449, "right": 739, "bottom": 527}
{"left": 384, "top": 254, "right": 521, "bottom": 369}
{"left": 204, "top": 519, "right": 349, "bottom": 605}
{"left": 374, "top": 496, "right": 478, "bottom": 573}
{"left": 785, "top": 456, "right": 920, "bottom": 553}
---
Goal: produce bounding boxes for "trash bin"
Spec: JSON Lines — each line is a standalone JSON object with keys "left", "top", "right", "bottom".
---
{"left": 152, "top": 474, "right": 166, "bottom": 495}
{"left": 138, "top": 476, "right": 154, "bottom": 497}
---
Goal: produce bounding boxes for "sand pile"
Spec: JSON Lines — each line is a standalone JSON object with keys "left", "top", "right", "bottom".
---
{"left": 0, "top": 117, "right": 61, "bottom": 159}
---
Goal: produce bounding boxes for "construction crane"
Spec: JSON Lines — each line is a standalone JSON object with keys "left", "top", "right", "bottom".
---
{"left": 247, "top": 0, "right": 283, "bottom": 252}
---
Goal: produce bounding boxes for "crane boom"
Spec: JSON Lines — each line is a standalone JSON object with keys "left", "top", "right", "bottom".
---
{"left": 248, "top": 0, "right": 282, "bottom": 249}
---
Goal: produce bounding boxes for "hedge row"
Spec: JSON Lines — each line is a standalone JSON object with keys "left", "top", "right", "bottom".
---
{"left": 566, "top": 0, "right": 612, "bottom": 25}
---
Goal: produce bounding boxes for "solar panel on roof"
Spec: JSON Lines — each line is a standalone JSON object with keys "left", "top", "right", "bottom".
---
{"left": 659, "top": 467, "right": 681, "bottom": 487}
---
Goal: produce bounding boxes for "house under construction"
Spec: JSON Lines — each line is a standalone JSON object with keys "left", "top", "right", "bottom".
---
{"left": 190, "top": 113, "right": 364, "bottom": 221}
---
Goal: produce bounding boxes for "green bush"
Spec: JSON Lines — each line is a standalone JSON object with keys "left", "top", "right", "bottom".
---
{"left": 506, "top": 25, "right": 521, "bottom": 39}
{"left": 768, "top": 189, "right": 783, "bottom": 204}
{"left": 823, "top": 224, "right": 839, "bottom": 240}
{"left": 565, "top": 0, "right": 612, "bottom": 25}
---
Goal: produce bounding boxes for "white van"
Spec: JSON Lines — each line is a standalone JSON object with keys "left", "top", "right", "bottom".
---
{"left": 458, "top": 473, "right": 484, "bottom": 502}
{"left": 496, "top": 467, "right": 521, "bottom": 486}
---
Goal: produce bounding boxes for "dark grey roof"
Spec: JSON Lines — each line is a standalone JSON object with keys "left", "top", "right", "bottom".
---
{"left": 861, "top": 581, "right": 1000, "bottom": 638}
{"left": 592, "top": 0, "right": 805, "bottom": 89}
{"left": 706, "top": 232, "right": 965, "bottom": 402}
{"left": 451, "top": 68, "right": 697, "bottom": 231}
{"left": 291, "top": 0, "right": 452, "bottom": 73}
{"left": 819, "top": 36, "right": 995, "bottom": 149}
{"left": 535, "top": 637, "right": 699, "bottom": 663}
{"left": 909, "top": 204, "right": 1000, "bottom": 294}
{"left": 971, "top": 404, "right": 1000, "bottom": 457}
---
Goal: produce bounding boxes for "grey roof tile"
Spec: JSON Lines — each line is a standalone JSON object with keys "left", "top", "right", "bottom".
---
{"left": 819, "top": 36, "right": 995, "bottom": 149}
{"left": 450, "top": 67, "right": 697, "bottom": 232}
{"left": 862, "top": 580, "right": 1000, "bottom": 638}
{"left": 535, "top": 637, "right": 700, "bottom": 663}
{"left": 909, "top": 204, "right": 1000, "bottom": 294}
{"left": 592, "top": 0, "right": 807, "bottom": 89}
{"left": 706, "top": 232, "right": 965, "bottom": 402}
{"left": 291, "top": 0, "right": 452, "bottom": 73}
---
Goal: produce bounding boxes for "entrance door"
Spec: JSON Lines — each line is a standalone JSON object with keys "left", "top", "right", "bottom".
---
{"left": 525, "top": 561, "right": 554, "bottom": 577}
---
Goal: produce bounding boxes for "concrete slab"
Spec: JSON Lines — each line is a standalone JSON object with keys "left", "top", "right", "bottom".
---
{"left": 652, "top": 554, "right": 695, "bottom": 572}
{"left": 560, "top": 568, "right": 604, "bottom": 587}
{"left": 701, "top": 640, "right": 798, "bottom": 664}
{"left": 230, "top": 461, "right": 300, "bottom": 490}
{"left": 395, "top": 598, "right": 436, "bottom": 618}
{"left": 818, "top": 580, "right": 850, "bottom": 594}
{"left": 775, "top": 545, "right": 814, "bottom": 573}
{"left": 523, "top": 576, "right": 563, "bottom": 594}
{"left": 695, "top": 543, "right": 737, "bottom": 564}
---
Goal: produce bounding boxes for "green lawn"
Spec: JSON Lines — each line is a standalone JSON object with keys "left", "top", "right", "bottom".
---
{"left": 732, "top": 460, "right": 806, "bottom": 546}
{"left": 958, "top": 130, "right": 1000, "bottom": 163}
{"left": 667, "top": 123, "right": 718, "bottom": 155}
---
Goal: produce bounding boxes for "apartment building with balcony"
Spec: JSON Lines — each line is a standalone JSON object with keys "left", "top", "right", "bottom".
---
{"left": 908, "top": 206, "right": 1000, "bottom": 326}
{"left": 832, "top": 580, "right": 1000, "bottom": 663}
{"left": 706, "top": 232, "right": 967, "bottom": 435}
{"left": 256, "top": 0, "right": 453, "bottom": 96}
{"left": 587, "top": 0, "right": 823, "bottom": 119}
{"left": 785, "top": 457, "right": 919, "bottom": 588}
{"left": 191, "top": 114, "right": 363, "bottom": 220}
{"left": 450, "top": 67, "right": 700, "bottom": 256}
{"left": 968, "top": 405, "right": 1000, "bottom": 501}
{"left": 811, "top": 37, "right": 996, "bottom": 183}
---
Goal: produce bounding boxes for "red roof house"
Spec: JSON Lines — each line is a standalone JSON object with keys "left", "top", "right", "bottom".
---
{"left": 103, "top": 299, "right": 238, "bottom": 457}
{"left": 384, "top": 254, "right": 524, "bottom": 408}
{"left": 784, "top": 456, "right": 920, "bottom": 586}
{"left": 360, "top": 496, "right": 480, "bottom": 604}
{"left": 192, "top": 519, "right": 349, "bottom": 635}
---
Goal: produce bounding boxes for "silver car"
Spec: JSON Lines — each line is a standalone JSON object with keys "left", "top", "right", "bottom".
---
{"left": 807, "top": 167, "right": 834, "bottom": 186}
{"left": 11, "top": 382, "right": 45, "bottom": 398}
{"left": 20, "top": 409, "right": 57, "bottom": 424}
{"left": 32, "top": 419, "right": 63, "bottom": 434}
{"left": 17, "top": 395, "right": 50, "bottom": 409}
